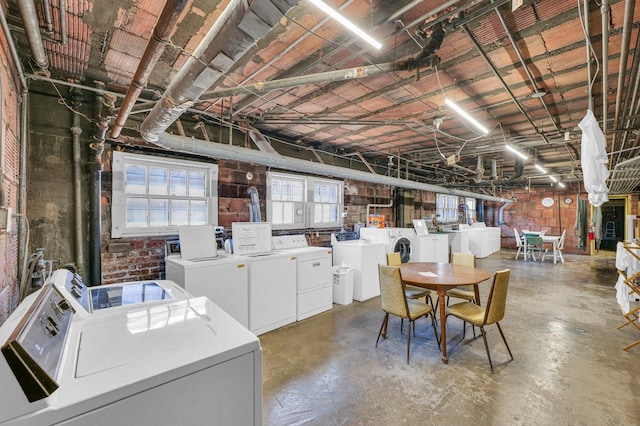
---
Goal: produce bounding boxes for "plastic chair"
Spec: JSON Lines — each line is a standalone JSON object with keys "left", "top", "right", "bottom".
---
{"left": 447, "top": 269, "right": 514, "bottom": 372}
{"left": 604, "top": 221, "right": 616, "bottom": 238}
{"left": 524, "top": 233, "right": 547, "bottom": 262}
{"left": 376, "top": 264, "right": 440, "bottom": 363}
{"left": 513, "top": 228, "right": 524, "bottom": 260}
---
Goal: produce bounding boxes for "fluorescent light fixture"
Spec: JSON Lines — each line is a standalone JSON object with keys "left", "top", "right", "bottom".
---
{"left": 444, "top": 98, "right": 489, "bottom": 134}
{"left": 505, "top": 144, "right": 528, "bottom": 160}
{"left": 558, "top": 182, "right": 566, "bottom": 188}
{"left": 549, "top": 175, "right": 558, "bottom": 182}
{"left": 534, "top": 164, "right": 547, "bottom": 174}
{"left": 308, "top": 0, "right": 382, "bottom": 49}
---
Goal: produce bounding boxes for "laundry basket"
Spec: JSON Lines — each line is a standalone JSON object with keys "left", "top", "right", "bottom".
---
{"left": 332, "top": 265, "right": 354, "bottom": 305}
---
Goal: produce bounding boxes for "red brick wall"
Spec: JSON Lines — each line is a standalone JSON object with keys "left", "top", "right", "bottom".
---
{"left": 0, "top": 29, "right": 24, "bottom": 325}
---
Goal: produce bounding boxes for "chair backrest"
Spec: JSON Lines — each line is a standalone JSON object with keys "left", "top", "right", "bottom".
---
{"left": 525, "top": 233, "right": 543, "bottom": 246}
{"left": 513, "top": 228, "right": 523, "bottom": 247}
{"left": 451, "top": 252, "right": 475, "bottom": 267}
{"left": 387, "top": 252, "right": 402, "bottom": 266}
{"left": 378, "top": 264, "right": 409, "bottom": 317}
{"left": 483, "top": 269, "right": 511, "bottom": 325}
{"left": 558, "top": 229, "right": 566, "bottom": 249}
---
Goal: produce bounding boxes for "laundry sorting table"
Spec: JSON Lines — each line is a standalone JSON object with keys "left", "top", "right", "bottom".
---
{"left": 399, "top": 262, "right": 491, "bottom": 363}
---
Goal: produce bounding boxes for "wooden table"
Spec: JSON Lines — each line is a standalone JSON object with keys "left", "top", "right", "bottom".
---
{"left": 399, "top": 262, "right": 491, "bottom": 363}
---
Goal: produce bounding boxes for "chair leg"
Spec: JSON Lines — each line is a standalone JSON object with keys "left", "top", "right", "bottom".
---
{"left": 479, "top": 326, "right": 494, "bottom": 372}
{"left": 406, "top": 318, "right": 412, "bottom": 363}
{"left": 515, "top": 247, "right": 521, "bottom": 260}
{"left": 376, "top": 313, "right": 389, "bottom": 347}
{"left": 496, "top": 322, "right": 514, "bottom": 360}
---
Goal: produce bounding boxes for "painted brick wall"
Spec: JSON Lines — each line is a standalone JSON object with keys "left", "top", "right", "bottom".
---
{"left": 0, "top": 30, "right": 24, "bottom": 325}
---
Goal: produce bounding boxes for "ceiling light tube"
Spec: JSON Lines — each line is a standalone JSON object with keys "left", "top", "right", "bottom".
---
{"left": 308, "top": 0, "right": 382, "bottom": 49}
{"left": 558, "top": 182, "right": 566, "bottom": 188}
{"left": 534, "top": 164, "right": 547, "bottom": 174}
{"left": 549, "top": 175, "right": 558, "bottom": 182}
{"left": 505, "top": 144, "right": 528, "bottom": 160}
{"left": 444, "top": 98, "right": 489, "bottom": 134}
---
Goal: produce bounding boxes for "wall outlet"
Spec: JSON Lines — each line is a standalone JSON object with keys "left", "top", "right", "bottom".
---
{"left": 0, "top": 207, "right": 12, "bottom": 232}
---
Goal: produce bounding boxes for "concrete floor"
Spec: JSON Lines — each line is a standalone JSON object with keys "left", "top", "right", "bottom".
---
{"left": 260, "top": 249, "right": 639, "bottom": 425}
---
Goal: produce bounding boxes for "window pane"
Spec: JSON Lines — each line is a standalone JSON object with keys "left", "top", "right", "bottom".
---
{"left": 171, "top": 200, "right": 189, "bottom": 225}
{"left": 272, "top": 202, "right": 284, "bottom": 224}
{"left": 149, "top": 199, "right": 169, "bottom": 226}
{"left": 190, "top": 200, "right": 207, "bottom": 225}
{"left": 328, "top": 185, "right": 337, "bottom": 203}
{"left": 170, "top": 169, "right": 187, "bottom": 196}
{"left": 271, "top": 179, "right": 282, "bottom": 201}
{"left": 149, "top": 167, "right": 168, "bottom": 195}
{"left": 329, "top": 204, "right": 338, "bottom": 222}
{"left": 291, "top": 181, "right": 303, "bottom": 201}
{"left": 126, "top": 198, "right": 148, "bottom": 227}
{"left": 282, "top": 202, "right": 294, "bottom": 223}
{"left": 282, "top": 181, "right": 292, "bottom": 201}
{"left": 189, "top": 171, "right": 206, "bottom": 197}
{"left": 314, "top": 203, "right": 322, "bottom": 223}
{"left": 125, "top": 165, "right": 147, "bottom": 194}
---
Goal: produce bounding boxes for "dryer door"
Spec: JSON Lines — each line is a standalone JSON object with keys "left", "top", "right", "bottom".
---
{"left": 393, "top": 237, "right": 412, "bottom": 263}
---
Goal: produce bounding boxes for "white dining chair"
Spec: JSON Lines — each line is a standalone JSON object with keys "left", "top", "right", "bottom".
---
{"left": 513, "top": 228, "right": 524, "bottom": 260}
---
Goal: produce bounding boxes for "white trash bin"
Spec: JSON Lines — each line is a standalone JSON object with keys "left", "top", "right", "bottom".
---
{"left": 332, "top": 266, "right": 354, "bottom": 305}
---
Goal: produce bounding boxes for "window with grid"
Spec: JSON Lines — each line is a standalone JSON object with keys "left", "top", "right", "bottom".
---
{"left": 112, "top": 151, "right": 218, "bottom": 237}
{"left": 267, "top": 172, "right": 343, "bottom": 229}
{"left": 436, "top": 194, "right": 459, "bottom": 224}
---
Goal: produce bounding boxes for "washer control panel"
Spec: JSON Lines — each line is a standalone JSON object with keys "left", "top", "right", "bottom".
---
{"left": 1, "top": 283, "right": 75, "bottom": 401}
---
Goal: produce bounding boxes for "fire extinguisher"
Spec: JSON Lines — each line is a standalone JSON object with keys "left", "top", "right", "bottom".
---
{"left": 588, "top": 225, "right": 595, "bottom": 241}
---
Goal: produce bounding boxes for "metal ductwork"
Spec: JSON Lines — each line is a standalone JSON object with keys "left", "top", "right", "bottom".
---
{"left": 506, "top": 157, "right": 524, "bottom": 184}
{"left": 110, "top": 0, "right": 189, "bottom": 139}
{"left": 249, "top": 128, "right": 281, "bottom": 155}
{"left": 139, "top": 132, "right": 512, "bottom": 203}
{"left": 139, "top": 0, "right": 301, "bottom": 143}
{"left": 17, "top": 0, "right": 49, "bottom": 72}
{"left": 490, "top": 159, "right": 498, "bottom": 180}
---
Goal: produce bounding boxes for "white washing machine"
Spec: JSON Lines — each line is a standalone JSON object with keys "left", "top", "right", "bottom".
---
{"left": 272, "top": 235, "right": 333, "bottom": 321}
{"left": 232, "top": 222, "right": 297, "bottom": 336}
{"left": 165, "top": 253, "right": 250, "bottom": 328}
{"left": 0, "top": 269, "right": 262, "bottom": 425}
{"left": 359, "top": 227, "right": 416, "bottom": 263}
{"left": 331, "top": 235, "right": 386, "bottom": 302}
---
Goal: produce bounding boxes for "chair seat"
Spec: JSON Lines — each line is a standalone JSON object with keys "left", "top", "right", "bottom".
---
{"left": 446, "top": 286, "right": 474, "bottom": 301}
{"left": 448, "top": 301, "right": 485, "bottom": 325}
{"left": 405, "top": 285, "right": 430, "bottom": 299}
{"left": 406, "top": 299, "right": 433, "bottom": 320}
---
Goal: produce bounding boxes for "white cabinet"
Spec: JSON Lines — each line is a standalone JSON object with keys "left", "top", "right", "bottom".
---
{"left": 448, "top": 231, "right": 470, "bottom": 255}
{"left": 165, "top": 255, "right": 250, "bottom": 328}
{"left": 410, "top": 234, "right": 449, "bottom": 263}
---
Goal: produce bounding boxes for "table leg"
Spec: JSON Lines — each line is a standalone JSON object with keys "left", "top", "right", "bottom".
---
{"left": 438, "top": 290, "right": 448, "bottom": 363}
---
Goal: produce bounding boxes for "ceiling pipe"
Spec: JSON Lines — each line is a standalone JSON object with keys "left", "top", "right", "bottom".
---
{"left": 462, "top": 24, "right": 550, "bottom": 144}
{"left": 202, "top": 58, "right": 438, "bottom": 100}
{"left": 213, "top": 0, "right": 355, "bottom": 116}
{"left": 110, "top": 0, "right": 189, "bottom": 139}
{"left": 494, "top": 6, "right": 559, "bottom": 132}
{"left": 129, "top": 132, "right": 512, "bottom": 203}
{"left": 17, "top": 0, "right": 49, "bottom": 72}
{"left": 584, "top": 0, "right": 593, "bottom": 112}
{"left": 140, "top": 0, "right": 302, "bottom": 143}
{"left": 601, "top": 0, "right": 609, "bottom": 137}
{"left": 612, "top": 0, "right": 635, "bottom": 153}
{"left": 59, "top": 0, "right": 67, "bottom": 45}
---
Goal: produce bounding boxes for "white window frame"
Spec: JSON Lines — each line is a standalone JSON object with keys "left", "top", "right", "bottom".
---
{"left": 266, "top": 172, "right": 343, "bottom": 230}
{"left": 436, "top": 194, "right": 459, "bottom": 224}
{"left": 111, "top": 151, "right": 218, "bottom": 238}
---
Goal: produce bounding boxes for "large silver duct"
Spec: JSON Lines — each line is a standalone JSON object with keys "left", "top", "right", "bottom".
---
{"left": 140, "top": 0, "right": 300, "bottom": 143}
{"left": 17, "top": 0, "right": 49, "bottom": 71}
{"left": 147, "top": 132, "right": 512, "bottom": 203}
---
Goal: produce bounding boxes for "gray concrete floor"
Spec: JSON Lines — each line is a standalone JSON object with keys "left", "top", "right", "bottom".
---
{"left": 260, "top": 249, "right": 639, "bottom": 425}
